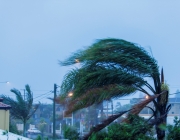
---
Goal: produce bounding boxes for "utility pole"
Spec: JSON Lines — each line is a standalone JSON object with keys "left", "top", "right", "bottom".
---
{"left": 53, "top": 83, "right": 57, "bottom": 139}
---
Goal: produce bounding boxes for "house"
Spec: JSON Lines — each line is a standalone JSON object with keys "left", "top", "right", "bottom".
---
{"left": 0, "top": 98, "right": 11, "bottom": 131}
{"left": 168, "top": 98, "right": 180, "bottom": 115}
{"left": 130, "top": 97, "right": 180, "bottom": 124}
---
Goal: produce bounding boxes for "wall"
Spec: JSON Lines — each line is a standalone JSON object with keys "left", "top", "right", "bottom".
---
{"left": 0, "top": 110, "right": 9, "bottom": 131}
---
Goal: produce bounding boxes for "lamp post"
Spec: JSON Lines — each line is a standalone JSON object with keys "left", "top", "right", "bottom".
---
{"left": 0, "top": 81, "right": 9, "bottom": 84}
{"left": 68, "top": 92, "right": 73, "bottom": 126}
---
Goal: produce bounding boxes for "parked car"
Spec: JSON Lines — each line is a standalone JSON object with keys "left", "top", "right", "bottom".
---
{"left": 27, "top": 128, "right": 41, "bottom": 134}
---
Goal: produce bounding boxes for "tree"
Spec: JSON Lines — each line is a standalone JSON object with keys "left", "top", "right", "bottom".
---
{"left": 58, "top": 38, "right": 170, "bottom": 140}
{"left": 38, "top": 119, "right": 47, "bottom": 139}
{"left": 1, "top": 84, "right": 39, "bottom": 136}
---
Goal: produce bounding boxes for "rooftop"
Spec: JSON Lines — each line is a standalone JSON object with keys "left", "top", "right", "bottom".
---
{"left": 0, "top": 98, "right": 11, "bottom": 110}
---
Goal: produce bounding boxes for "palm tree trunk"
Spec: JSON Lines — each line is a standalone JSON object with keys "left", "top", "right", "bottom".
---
{"left": 23, "top": 120, "right": 26, "bottom": 137}
{"left": 156, "top": 91, "right": 168, "bottom": 140}
{"left": 155, "top": 110, "right": 166, "bottom": 140}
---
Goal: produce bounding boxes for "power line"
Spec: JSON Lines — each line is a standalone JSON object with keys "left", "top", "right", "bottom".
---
{"left": 32, "top": 89, "right": 51, "bottom": 91}
{"left": 34, "top": 92, "right": 53, "bottom": 101}
{"left": 33, "top": 91, "right": 52, "bottom": 99}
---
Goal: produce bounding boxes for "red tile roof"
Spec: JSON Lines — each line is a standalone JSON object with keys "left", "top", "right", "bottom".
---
{"left": 0, "top": 98, "right": 11, "bottom": 110}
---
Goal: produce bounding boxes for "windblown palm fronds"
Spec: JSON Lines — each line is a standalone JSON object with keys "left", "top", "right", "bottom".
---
{"left": 58, "top": 38, "right": 170, "bottom": 140}
{"left": 58, "top": 39, "right": 160, "bottom": 112}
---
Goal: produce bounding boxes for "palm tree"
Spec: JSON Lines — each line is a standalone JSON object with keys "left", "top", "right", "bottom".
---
{"left": 58, "top": 38, "right": 170, "bottom": 140}
{"left": 1, "top": 84, "right": 39, "bottom": 136}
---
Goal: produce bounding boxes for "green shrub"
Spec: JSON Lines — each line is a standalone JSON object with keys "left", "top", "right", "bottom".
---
{"left": 35, "top": 135, "right": 42, "bottom": 140}
{"left": 166, "top": 116, "right": 180, "bottom": 140}
{"left": 64, "top": 126, "right": 79, "bottom": 140}
{"left": 89, "top": 131, "right": 108, "bottom": 140}
{"left": 89, "top": 115, "right": 155, "bottom": 140}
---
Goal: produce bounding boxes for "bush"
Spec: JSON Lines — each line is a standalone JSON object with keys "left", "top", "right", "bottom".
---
{"left": 89, "top": 131, "right": 108, "bottom": 140}
{"left": 9, "top": 121, "right": 20, "bottom": 135}
{"left": 64, "top": 126, "right": 79, "bottom": 140}
{"left": 166, "top": 116, "right": 180, "bottom": 140}
{"left": 89, "top": 115, "right": 156, "bottom": 140}
{"left": 35, "top": 135, "right": 42, "bottom": 140}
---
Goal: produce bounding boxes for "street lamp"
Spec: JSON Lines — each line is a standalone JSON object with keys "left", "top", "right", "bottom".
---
{"left": 75, "top": 59, "right": 80, "bottom": 63}
{"left": 0, "top": 81, "right": 9, "bottom": 84}
{"left": 67, "top": 92, "right": 74, "bottom": 126}
{"left": 68, "top": 92, "right": 73, "bottom": 97}
{"left": 145, "top": 95, "right": 149, "bottom": 99}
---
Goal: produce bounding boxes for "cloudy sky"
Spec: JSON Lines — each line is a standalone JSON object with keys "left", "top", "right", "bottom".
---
{"left": 1, "top": 1, "right": 180, "bottom": 103}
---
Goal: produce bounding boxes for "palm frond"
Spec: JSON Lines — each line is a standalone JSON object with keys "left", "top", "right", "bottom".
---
{"left": 60, "top": 66, "right": 146, "bottom": 101}
{"left": 59, "top": 39, "right": 160, "bottom": 110}
{"left": 123, "top": 91, "right": 167, "bottom": 123}
{"left": 10, "top": 89, "right": 24, "bottom": 106}
{"left": 82, "top": 110, "right": 131, "bottom": 140}
{"left": 63, "top": 85, "right": 136, "bottom": 115}
{"left": 25, "top": 85, "right": 33, "bottom": 116}
{"left": 123, "top": 94, "right": 159, "bottom": 123}
{"left": 60, "top": 38, "right": 159, "bottom": 77}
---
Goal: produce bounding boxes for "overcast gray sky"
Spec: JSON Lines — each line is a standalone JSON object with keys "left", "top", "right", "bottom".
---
{"left": 1, "top": 1, "right": 180, "bottom": 103}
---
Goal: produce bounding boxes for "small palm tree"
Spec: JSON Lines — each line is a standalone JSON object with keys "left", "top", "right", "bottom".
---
{"left": 1, "top": 84, "right": 39, "bottom": 136}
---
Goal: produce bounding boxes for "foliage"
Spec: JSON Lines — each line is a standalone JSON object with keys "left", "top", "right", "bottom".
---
{"left": 89, "top": 131, "right": 107, "bottom": 140}
{"left": 64, "top": 126, "right": 79, "bottom": 140}
{"left": 38, "top": 119, "right": 47, "bottom": 139}
{"left": 59, "top": 39, "right": 160, "bottom": 114}
{"left": 35, "top": 135, "right": 42, "bottom": 140}
{"left": 59, "top": 38, "right": 170, "bottom": 140}
{"left": 89, "top": 115, "right": 156, "bottom": 140}
{"left": 1, "top": 84, "right": 39, "bottom": 136}
{"left": 166, "top": 116, "right": 180, "bottom": 140}
{"left": 38, "top": 119, "right": 47, "bottom": 133}
{"left": 9, "top": 120, "right": 20, "bottom": 135}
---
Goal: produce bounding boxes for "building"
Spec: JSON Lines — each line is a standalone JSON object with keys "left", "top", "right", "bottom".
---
{"left": 0, "top": 98, "right": 11, "bottom": 131}
{"left": 168, "top": 98, "right": 180, "bottom": 115}
{"left": 130, "top": 97, "right": 180, "bottom": 124}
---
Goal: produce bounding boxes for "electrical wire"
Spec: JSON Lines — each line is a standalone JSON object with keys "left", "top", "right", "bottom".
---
{"left": 33, "top": 91, "right": 52, "bottom": 99}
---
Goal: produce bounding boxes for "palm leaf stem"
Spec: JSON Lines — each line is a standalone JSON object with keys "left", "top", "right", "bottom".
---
{"left": 145, "top": 106, "right": 156, "bottom": 122}
{"left": 144, "top": 82, "right": 156, "bottom": 94}
{"left": 82, "top": 109, "right": 132, "bottom": 140}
